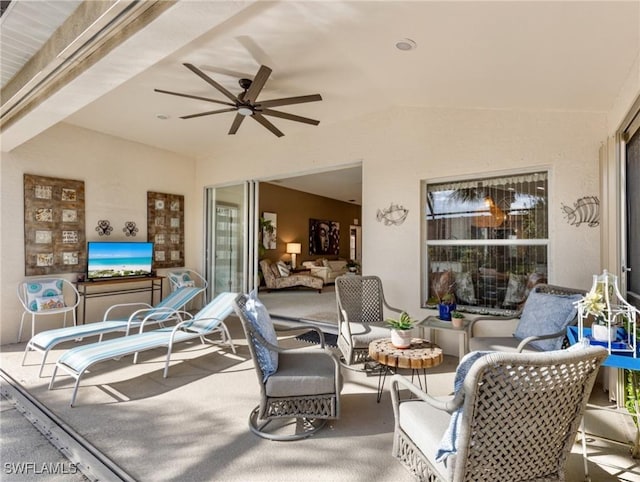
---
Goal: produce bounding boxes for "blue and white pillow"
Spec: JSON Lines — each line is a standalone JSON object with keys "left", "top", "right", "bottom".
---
{"left": 436, "top": 351, "right": 493, "bottom": 463}
{"left": 245, "top": 291, "right": 278, "bottom": 381}
{"left": 514, "top": 290, "right": 583, "bottom": 351}
{"left": 168, "top": 271, "right": 195, "bottom": 290}
{"left": 25, "top": 279, "right": 64, "bottom": 312}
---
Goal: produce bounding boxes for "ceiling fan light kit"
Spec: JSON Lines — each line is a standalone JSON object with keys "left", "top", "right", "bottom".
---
{"left": 155, "top": 63, "right": 322, "bottom": 137}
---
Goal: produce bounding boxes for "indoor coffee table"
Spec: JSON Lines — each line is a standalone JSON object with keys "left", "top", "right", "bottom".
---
{"left": 368, "top": 338, "right": 443, "bottom": 403}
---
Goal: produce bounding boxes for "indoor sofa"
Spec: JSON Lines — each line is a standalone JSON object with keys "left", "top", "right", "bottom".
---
{"left": 260, "top": 259, "right": 323, "bottom": 292}
{"left": 301, "top": 259, "right": 348, "bottom": 285}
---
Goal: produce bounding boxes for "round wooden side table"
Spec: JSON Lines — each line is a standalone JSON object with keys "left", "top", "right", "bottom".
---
{"left": 369, "top": 338, "right": 443, "bottom": 403}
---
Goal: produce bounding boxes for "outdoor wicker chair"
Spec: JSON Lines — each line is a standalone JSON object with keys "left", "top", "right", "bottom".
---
{"left": 335, "top": 275, "right": 402, "bottom": 365}
{"left": 468, "top": 284, "right": 586, "bottom": 353}
{"left": 233, "top": 292, "right": 341, "bottom": 441}
{"left": 390, "top": 346, "right": 608, "bottom": 481}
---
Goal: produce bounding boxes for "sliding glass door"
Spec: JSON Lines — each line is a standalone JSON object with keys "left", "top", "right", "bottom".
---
{"left": 624, "top": 115, "right": 640, "bottom": 308}
{"left": 204, "top": 181, "right": 259, "bottom": 300}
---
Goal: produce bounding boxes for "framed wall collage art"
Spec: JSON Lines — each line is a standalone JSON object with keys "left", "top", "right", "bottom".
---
{"left": 23, "top": 174, "right": 86, "bottom": 276}
{"left": 147, "top": 191, "right": 185, "bottom": 269}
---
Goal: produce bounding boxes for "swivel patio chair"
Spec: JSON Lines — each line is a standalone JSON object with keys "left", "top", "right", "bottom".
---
{"left": 335, "top": 275, "right": 402, "bottom": 365}
{"left": 17, "top": 278, "right": 80, "bottom": 342}
{"left": 233, "top": 292, "right": 341, "bottom": 441}
{"left": 468, "top": 284, "right": 585, "bottom": 353}
{"left": 390, "top": 346, "right": 608, "bottom": 481}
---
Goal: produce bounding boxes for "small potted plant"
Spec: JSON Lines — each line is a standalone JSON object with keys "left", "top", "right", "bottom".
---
{"left": 451, "top": 310, "right": 465, "bottom": 329}
{"left": 346, "top": 259, "right": 360, "bottom": 273}
{"left": 386, "top": 311, "right": 416, "bottom": 348}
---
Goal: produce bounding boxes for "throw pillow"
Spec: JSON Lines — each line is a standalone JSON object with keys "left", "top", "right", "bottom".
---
{"left": 454, "top": 271, "right": 477, "bottom": 305}
{"left": 514, "top": 290, "right": 583, "bottom": 351}
{"left": 270, "top": 264, "right": 281, "bottom": 279}
{"left": 168, "top": 272, "right": 196, "bottom": 289}
{"left": 437, "top": 350, "right": 493, "bottom": 462}
{"left": 36, "top": 295, "right": 65, "bottom": 311}
{"left": 245, "top": 291, "right": 279, "bottom": 381}
{"left": 502, "top": 273, "right": 527, "bottom": 308}
{"left": 25, "top": 279, "right": 63, "bottom": 311}
{"left": 276, "top": 261, "right": 290, "bottom": 277}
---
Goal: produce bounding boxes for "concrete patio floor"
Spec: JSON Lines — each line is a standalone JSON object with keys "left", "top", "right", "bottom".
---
{"left": 1, "top": 317, "right": 639, "bottom": 481}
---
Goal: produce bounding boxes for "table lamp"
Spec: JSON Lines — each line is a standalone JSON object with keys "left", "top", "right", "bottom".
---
{"left": 286, "top": 242, "right": 302, "bottom": 269}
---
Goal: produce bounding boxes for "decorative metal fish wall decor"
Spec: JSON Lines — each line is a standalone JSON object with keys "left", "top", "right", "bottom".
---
{"left": 561, "top": 196, "right": 600, "bottom": 227}
{"left": 376, "top": 203, "right": 409, "bottom": 226}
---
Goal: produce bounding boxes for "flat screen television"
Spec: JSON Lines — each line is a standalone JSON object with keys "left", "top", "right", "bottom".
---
{"left": 87, "top": 241, "right": 154, "bottom": 280}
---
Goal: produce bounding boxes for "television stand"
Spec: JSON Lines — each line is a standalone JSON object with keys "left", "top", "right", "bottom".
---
{"left": 76, "top": 276, "right": 164, "bottom": 325}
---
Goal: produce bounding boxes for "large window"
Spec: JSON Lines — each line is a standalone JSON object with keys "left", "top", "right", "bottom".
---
{"left": 424, "top": 172, "right": 548, "bottom": 314}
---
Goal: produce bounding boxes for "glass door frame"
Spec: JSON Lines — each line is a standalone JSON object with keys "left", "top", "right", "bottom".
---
{"left": 204, "top": 181, "right": 259, "bottom": 302}
{"left": 620, "top": 97, "right": 640, "bottom": 307}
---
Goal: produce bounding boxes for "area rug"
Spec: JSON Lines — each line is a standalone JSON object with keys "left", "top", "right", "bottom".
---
{"left": 295, "top": 330, "right": 338, "bottom": 348}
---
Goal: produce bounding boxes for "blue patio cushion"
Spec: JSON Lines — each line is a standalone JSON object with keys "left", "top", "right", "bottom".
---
{"left": 29, "top": 321, "right": 132, "bottom": 350}
{"left": 183, "top": 292, "right": 236, "bottom": 333}
{"left": 245, "top": 291, "right": 279, "bottom": 381}
{"left": 514, "top": 290, "right": 583, "bottom": 351}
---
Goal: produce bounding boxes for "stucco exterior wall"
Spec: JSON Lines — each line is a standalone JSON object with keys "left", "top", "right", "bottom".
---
{"left": 0, "top": 123, "right": 195, "bottom": 344}
{"left": 0, "top": 107, "right": 607, "bottom": 347}
{"left": 194, "top": 106, "right": 606, "bottom": 321}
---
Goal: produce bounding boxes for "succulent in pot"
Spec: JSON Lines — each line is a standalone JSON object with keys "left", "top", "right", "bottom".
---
{"left": 451, "top": 310, "right": 465, "bottom": 328}
{"left": 386, "top": 311, "right": 416, "bottom": 348}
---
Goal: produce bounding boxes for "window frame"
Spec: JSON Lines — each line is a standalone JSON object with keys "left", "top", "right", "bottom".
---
{"left": 421, "top": 169, "right": 550, "bottom": 314}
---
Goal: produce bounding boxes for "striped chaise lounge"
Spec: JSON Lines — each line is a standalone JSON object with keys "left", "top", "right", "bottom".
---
{"left": 23, "top": 285, "right": 205, "bottom": 378}
{"left": 49, "top": 291, "right": 237, "bottom": 406}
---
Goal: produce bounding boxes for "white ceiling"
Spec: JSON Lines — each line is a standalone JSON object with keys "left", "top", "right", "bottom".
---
{"left": 2, "top": 1, "right": 639, "bottom": 205}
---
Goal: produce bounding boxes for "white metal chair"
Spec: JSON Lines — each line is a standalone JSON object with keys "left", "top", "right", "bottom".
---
{"left": 335, "top": 275, "right": 402, "bottom": 365}
{"left": 390, "top": 346, "right": 608, "bottom": 481}
{"left": 17, "top": 278, "right": 80, "bottom": 342}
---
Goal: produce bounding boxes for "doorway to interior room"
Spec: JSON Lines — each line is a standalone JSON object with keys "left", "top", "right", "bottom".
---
{"left": 204, "top": 165, "right": 362, "bottom": 322}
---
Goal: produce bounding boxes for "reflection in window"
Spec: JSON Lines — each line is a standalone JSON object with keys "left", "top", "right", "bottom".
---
{"left": 424, "top": 172, "right": 548, "bottom": 313}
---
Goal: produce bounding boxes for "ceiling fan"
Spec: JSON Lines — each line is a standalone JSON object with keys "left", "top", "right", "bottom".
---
{"left": 154, "top": 64, "right": 322, "bottom": 137}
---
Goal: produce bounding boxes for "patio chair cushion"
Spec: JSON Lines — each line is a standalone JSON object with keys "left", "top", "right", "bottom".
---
{"left": 400, "top": 399, "right": 453, "bottom": 478}
{"left": 513, "top": 290, "right": 582, "bottom": 351}
{"left": 265, "top": 351, "right": 337, "bottom": 397}
{"left": 246, "top": 291, "right": 278, "bottom": 381}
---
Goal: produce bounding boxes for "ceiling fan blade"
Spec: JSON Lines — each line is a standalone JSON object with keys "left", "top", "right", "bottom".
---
{"left": 260, "top": 108, "right": 319, "bottom": 125}
{"left": 228, "top": 113, "right": 245, "bottom": 134}
{"left": 252, "top": 113, "right": 284, "bottom": 137}
{"left": 183, "top": 63, "right": 238, "bottom": 103}
{"left": 245, "top": 65, "right": 272, "bottom": 103}
{"left": 154, "top": 89, "right": 235, "bottom": 107}
{"left": 258, "top": 94, "right": 322, "bottom": 108}
{"left": 180, "top": 107, "right": 237, "bottom": 120}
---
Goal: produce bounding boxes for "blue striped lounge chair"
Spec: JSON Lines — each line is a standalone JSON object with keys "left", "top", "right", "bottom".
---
{"left": 23, "top": 285, "right": 204, "bottom": 378}
{"left": 49, "top": 292, "right": 237, "bottom": 407}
